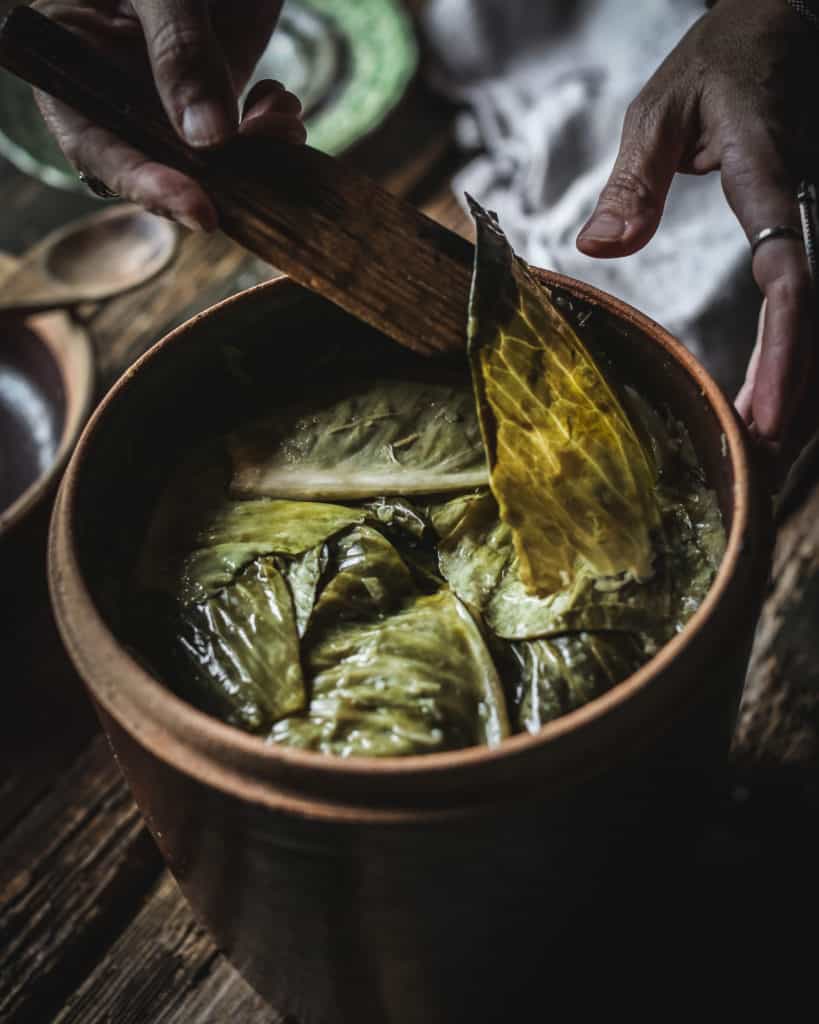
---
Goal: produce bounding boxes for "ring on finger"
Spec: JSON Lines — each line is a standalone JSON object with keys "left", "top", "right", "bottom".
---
{"left": 750, "top": 225, "right": 803, "bottom": 258}
{"left": 78, "top": 170, "right": 120, "bottom": 200}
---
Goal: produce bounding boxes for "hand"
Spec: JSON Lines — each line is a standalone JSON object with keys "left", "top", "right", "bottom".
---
{"left": 576, "top": 0, "right": 818, "bottom": 461}
{"left": 32, "top": 1, "right": 307, "bottom": 230}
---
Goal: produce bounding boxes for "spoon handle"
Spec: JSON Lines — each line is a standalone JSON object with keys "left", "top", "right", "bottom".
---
{"left": 0, "top": 5, "right": 473, "bottom": 356}
{"left": 0, "top": 262, "right": 79, "bottom": 317}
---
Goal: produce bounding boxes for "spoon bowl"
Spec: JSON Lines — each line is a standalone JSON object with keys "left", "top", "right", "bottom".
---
{"left": 0, "top": 205, "right": 178, "bottom": 316}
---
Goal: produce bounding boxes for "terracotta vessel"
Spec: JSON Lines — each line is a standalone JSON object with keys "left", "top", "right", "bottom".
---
{"left": 1, "top": 250, "right": 94, "bottom": 623}
{"left": 49, "top": 274, "right": 771, "bottom": 1023}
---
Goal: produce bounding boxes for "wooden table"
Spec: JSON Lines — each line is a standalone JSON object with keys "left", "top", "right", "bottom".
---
{"left": 2, "top": 20, "right": 819, "bottom": 1021}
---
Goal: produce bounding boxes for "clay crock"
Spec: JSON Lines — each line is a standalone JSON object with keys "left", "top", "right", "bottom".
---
{"left": 0, "top": 294, "right": 94, "bottom": 620}
{"left": 49, "top": 273, "right": 771, "bottom": 1023}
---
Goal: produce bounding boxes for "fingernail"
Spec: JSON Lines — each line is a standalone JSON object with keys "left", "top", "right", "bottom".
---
{"left": 146, "top": 206, "right": 173, "bottom": 222}
{"left": 579, "top": 211, "right": 625, "bottom": 243}
{"left": 278, "top": 92, "right": 303, "bottom": 115}
{"left": 174, "top": 206, "right": 218, "bottom": 233}
{"left": 182, "top": 100, "right": 232, "bottom": 147}
{"left": 177, "top": 213, "right": 206, "bottom": 232}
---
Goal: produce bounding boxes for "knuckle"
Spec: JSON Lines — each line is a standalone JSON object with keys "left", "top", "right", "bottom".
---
{"left": 622, "top": 88, "right": 670, "bottom": 139}
{"left": 148, "top": 19, "right": 208, "bottom": 79}
{"left": 59, "top": 121, "right": 97, "bottom": 169}
{"left": 126, "top": 158, "right": 164, "bottom": 200}
{"left": 722, "top": 137, "right": 791, "bottom": 191}
{"left": 599, "top": 169, "right": 655, "bottom": 209}
{"left": 766, "top": 273, "right": 812, "bottom": 313}
{"left": 30, "top": 0, "right": 69, "bottom": 15}
{"left": 59, "top": 137, "right": 81, "bottom": 168}
{"left": 126, "top": 162, "right": 202, "bottom": 218}
{"left": 623, "top": 95, "right": 651, "bottom": 132}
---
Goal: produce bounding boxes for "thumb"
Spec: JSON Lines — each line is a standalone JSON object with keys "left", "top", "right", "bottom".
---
{"left": 134, "top": 0, "right": 237, "bottom": 148}
{"left": 577, "top": 94, "right": 685, "bottom": 258}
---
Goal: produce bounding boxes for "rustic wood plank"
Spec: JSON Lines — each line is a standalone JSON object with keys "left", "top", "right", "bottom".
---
{"left": 733, "top": 478, "right": 819, "bottom": 769}
{"left": 85, "top": 228, "right": 274, "bottom": 389}
{"left": 54, "top": 872, "right": 286, "bottom": 1024}
{"left": 0, "top": 735, "right": 162, "bottom": 1024}
{"left": 0, "top": 593, "right": 97, "bottom": 838}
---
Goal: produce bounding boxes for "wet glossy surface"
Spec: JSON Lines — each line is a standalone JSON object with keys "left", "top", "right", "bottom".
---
{"left": 0, "top": 321, "right": 64, "bottom": 514}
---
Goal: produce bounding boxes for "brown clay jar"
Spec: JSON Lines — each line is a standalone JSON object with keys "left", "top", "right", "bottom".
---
{"left": 49, "top": 273, "right": 771, "bottom": 1023}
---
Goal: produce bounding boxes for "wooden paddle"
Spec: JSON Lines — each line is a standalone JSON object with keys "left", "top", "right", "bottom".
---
{"left": 0, "top": 4, "right": 474, "bottom": 356}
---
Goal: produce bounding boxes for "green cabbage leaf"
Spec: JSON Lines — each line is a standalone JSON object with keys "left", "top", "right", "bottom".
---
{"left": 178, "top": 498, "right": 364, "bottom": 604}
{"left": 467, "top": 197, "right": 662, "bottom": 595}
{"left": 271, "top": 590, "right": 510, "bottom": 757}
{"left": 228, "top": 375, "right": 488, "bottom": 499}
{"left": 175, "top": 557, "right": 305, "bottom": 732}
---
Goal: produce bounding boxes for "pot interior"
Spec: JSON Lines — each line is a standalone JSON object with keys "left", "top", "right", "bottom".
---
{"left": 69, "top": 278, "right": 738, "bottom": 698}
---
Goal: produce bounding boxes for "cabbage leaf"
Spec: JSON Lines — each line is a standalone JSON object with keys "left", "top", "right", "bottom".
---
{"left": 175, "top": 557, "right": 305, "bottom": 732}
{"left": 466, "top": 197, "right": 661, "bottom": 595}
{"left": 430, "top": 491, "right": 668, "bottom": 640}
{"left": 228, "top": 375, "right": 488, "bottom": 499}
{"left": 271, "top": 591, "right": 510, "bottom": 757}
{"left": 506, "top": 632, "right": 647, "bottom": 733}
{"left": 278, "top": 544, "right": 328, "bottom": 638}
{"left": 309, "top": 525, "right": 417, "bottom": 628}
{"left": 178, "top": 498, "right": 364, "bottom": 604}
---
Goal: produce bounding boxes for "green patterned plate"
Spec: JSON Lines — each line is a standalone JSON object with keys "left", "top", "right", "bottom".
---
{"left": 0, "top": 0, "right": 418, "bottom": 191}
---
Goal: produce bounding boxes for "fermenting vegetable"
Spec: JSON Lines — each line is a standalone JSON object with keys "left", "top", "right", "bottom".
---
{"left": 134, "top": 201, "right": 725, "bottom": 757}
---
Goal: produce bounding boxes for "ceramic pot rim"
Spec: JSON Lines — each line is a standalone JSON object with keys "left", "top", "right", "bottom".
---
{"left": 49, "top": 272, "right": 757, "bottom": 820}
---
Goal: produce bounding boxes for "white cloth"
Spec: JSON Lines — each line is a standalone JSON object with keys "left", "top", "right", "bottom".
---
{"left": 422, "top": 0, "right": 761, "bottom": 395}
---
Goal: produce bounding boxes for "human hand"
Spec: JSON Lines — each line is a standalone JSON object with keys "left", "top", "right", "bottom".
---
{"left": 33, "top": 1, "right": 306, "bottom": 231}
{"left": 577, "top": 0, "right": 818, "bottom": 461}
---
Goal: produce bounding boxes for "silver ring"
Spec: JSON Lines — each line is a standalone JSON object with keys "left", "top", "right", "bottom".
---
{"left": 750, "top": 225, "right": 803, "bottom": 257}
{"left": 78, "top": 171, "right": 120, "bottom": 200}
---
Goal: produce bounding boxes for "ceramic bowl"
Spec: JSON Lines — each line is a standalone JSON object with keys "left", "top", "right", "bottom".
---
{"left": 49, "top": 274, "right": 771, "bottom": 1023}
{"left": 0, "top": 282, "right": 94, "bottom": 577}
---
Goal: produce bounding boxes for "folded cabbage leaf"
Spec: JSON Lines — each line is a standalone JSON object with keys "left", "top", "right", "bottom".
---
{"left": 430, "top": 491, "right": 667, "bottom": 640}
{"left": 466, "top": 197, "right": 661, "bottom": 595}
{"left": 506, "top": 632, "right": 647, "bottom": 733}
{"left": 271, "top": 591, "right": 510, "bottom": 757}
{"left": 277, "top": 544, "right": 328, "bottom": 637}
{"left": 175, "top": 557, "right": 305, "bottom": 732}
{"left": 228, "top": 375, "right": 488, "bottom": 499}
{"left": 309, "top": 525, "right": 417, "bottom": 628}
{"left": 363, "top": 496, "right": 429, "bottom": 541}
{"left": 363, "top": 496, "right": 443, "bottom": 592}
{"left": 178, "top": 498, "right": 364, "bottom": 604}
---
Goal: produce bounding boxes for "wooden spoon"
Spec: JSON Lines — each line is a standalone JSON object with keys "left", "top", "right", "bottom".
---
{"left": 0, "top": 205, "right": 178, "bottom": 317}
{"left": 0, "top": 5, "right": 473, "bottom": 356}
